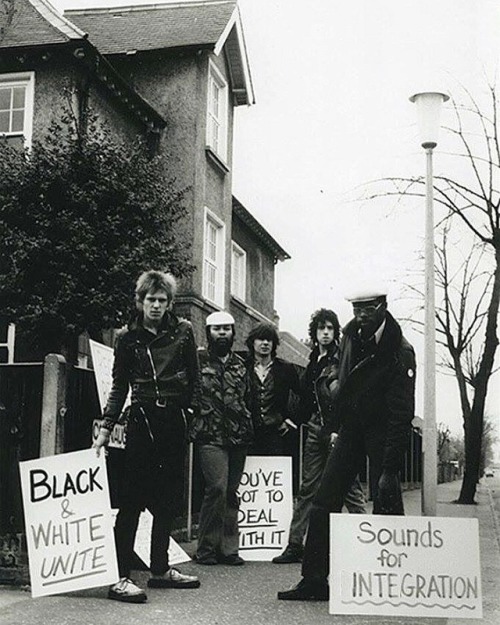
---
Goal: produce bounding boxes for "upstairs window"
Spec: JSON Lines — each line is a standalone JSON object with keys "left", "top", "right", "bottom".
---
{"left": 0, "top": 72, "right": 34, "bottom": 149}
{"left": 231, "top": 241, "right": 247, "bottom": 301}
{"left": 206, "top": 61, "right": 228, "bottom": 162}
{"left": 203, "top": 208, "right": 226, "bottom": 306}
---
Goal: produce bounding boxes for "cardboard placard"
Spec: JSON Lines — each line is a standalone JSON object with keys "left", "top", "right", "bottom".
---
{"left": 19, "top": 449, "right": 119, "bottom": 597}
{"left": 89, "top": 339, "right": 129, "bottom": 449}
{"left": 238, "top": 456, "right": 293, "bottom": 560}
{"left": 330, "top": 514, "right": 482, "bottom": 619}
{"left": 130, "top": 510, "right": 191, "bottom": 567}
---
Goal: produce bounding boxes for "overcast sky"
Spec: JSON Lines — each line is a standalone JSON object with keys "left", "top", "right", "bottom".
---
{"left": 55, "top": 0, "right": 500, "bottom": 441}
{"left": 233, "top": 0, "right": 500, "bottom": 442}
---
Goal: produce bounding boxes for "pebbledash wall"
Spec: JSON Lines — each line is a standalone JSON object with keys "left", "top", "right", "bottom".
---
{"left": 110, "top": 47, "right": 236, "bottom": 311}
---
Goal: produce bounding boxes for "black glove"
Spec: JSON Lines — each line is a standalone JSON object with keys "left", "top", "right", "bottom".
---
{"left": 377, "top": 471, "right": 401, "bottom": 514}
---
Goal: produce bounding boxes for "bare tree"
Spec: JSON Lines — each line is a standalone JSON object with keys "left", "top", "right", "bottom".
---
{"left": 480, "top": 416, "right": 498, "bottom": 475}
{"left": 437, "top": 422, "right": 452, "bottom": 462}
{"left": 365, "top": 85, "right": 500, "bottom": 504}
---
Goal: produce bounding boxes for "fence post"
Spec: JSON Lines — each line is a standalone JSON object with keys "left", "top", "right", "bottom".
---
{"left": 40, "top": 354, "right": 67, "bottom": 457}
{"left": 186, "top": 442, "right": 194, "bottom": 541}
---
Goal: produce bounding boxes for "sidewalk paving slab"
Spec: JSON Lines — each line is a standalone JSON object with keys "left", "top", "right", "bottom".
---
{"left": 1, "top": 479, "right": 498, "bottom": 625}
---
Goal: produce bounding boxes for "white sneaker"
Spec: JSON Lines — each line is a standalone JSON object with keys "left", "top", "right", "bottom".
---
{"left": 108, "top": 577, "right": 147, "bottom": 603}
{"left": 147, "top": 568, "right": 200, "bottom": 588}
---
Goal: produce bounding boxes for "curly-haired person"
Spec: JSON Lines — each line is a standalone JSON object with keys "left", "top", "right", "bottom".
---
{"left": 273, "top": 308, "right": 366, "bottom": 564}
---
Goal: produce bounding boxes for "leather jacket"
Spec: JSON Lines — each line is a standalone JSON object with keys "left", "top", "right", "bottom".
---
{"left": 102, "top": 312, "right": 200, "bottom": 430}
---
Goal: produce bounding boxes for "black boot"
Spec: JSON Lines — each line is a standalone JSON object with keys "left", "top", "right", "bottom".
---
{"left": 277, "top": 577, "right": 329, "bottom": 601}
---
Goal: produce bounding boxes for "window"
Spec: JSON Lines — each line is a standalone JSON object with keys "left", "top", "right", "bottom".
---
{"left": 0, "top": 72, "right": 35, "bottom": 148}
{"left": 206, "top": 61, "right": 228, "bottom": 161}
{"left": 231, "top": 242, "right": 247, "bottom": 301}
{"left": 203, "top": 208, "right": 226, "bottom": 306}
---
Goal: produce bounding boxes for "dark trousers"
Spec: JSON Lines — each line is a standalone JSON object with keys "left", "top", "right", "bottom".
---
{"left": 301, "top": 426, "right": 404, "bottom": 583}
{"left": 250, "top": 424, "right": 288, "bottom": 456}
{"left": 196, "top": 444, "right": 247, "bottom": 559}
{"left": 115, "top": 504, "right": 173, "bottom": 577}
{"left": 114, "top": 402, "right": 187, "bottom": 578}
{"left": 250, "top": 424, "right": 299, "bottom": 490}
{"left": 288, "top": 415, "right": 365, "bottom": 548}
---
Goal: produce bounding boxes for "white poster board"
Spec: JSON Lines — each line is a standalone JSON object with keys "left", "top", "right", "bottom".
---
{"left": 110, "top": 509, "right": 191, "bottom": 567}
{"left": 330, "top": 514, "right": 482, "bottom": 619}
{"left": 237, "top": 456, "right": 293, "bottom": 561}
{"left": 19, "top": 449, "right": 119, "bottom": 598}
{"left": 89, "top": 339, "right": 129, "bottom": 449}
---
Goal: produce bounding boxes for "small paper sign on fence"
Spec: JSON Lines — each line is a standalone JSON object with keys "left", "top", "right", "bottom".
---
{"left": 19, "top": 449, "right": 119, "bottom": 597}
{"left": 237, "top": 456, "right": 293, "bottom": 561}
{"left": 329, "top": 514, "right": 482, "bottom": 619}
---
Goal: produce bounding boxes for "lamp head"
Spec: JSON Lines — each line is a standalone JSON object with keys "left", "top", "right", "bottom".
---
{"left": 410, "top": 92, "right": 449, "bottom": 149}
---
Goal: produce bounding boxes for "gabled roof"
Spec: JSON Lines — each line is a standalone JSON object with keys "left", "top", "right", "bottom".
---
{"left": 0, "top": 0, "right": 85, "bottom": 48}
{"left": 65, "top": 0, "right": 254, "bottom": 105}
{"left": 232, "top": 196, "right": 290, "bottom": 263}
{"left": 0, "top": 0, "right": 166, "bottom": 132}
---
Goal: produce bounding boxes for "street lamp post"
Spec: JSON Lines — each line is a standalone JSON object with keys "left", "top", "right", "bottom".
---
{"left": 409, "top": 91, "right": 449, "bottom": 516}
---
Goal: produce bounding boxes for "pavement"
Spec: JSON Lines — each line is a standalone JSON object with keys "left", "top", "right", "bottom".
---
{"left": 1, "top": 478, "right": 499, "bottom": 625}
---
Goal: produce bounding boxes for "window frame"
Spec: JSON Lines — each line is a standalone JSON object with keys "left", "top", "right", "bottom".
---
{"left": 206, "top": 60, "right": 228, "bottom": 162}
{"left": 202, "top": 207, "right": 226, "bottom": 306}
{"left": 0, "top": 71, "right": 35, "bottom": 149}
{"left": 231, "top": 241, "right": 247, "bottom": 302}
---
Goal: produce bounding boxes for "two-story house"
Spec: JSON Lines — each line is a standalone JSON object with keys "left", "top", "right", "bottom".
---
{"left": 0, "top": 0, "right": 306, "bottom": 363}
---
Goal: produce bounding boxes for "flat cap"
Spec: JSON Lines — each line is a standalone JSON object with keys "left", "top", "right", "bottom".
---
{"left": 206, "top": 311, "right": 235, "bottom": 326}
{"left": 345, "top": 288, "right": 387, "bottom": 303}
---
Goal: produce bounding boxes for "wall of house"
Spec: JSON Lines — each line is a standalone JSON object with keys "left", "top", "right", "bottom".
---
{"left": 111, "top": 48, "right": 235, "bottom": 321}
{"left": 231, "top": 213, "right": 276, "bottom": 320}
{"left": 111, "top": 50, "right": 203, "bottom": 296}
{"left": 0, "top": 55, "right": 143, "bottom": 145}
{"left": 87, "top": 77, "right": 144, "bottom": 142}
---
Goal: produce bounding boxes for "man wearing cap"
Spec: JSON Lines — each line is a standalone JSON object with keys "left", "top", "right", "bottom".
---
{"left": 190, "top": 311, "right": 252, "bottom": 566}
{"left": 278, "top": 289, "right": 416, "bottom": 601}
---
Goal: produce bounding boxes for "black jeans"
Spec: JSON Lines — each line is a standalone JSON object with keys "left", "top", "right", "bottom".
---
{"left": 114, "top": 402, "right": 187, "bottom": 577}
{"left": 301, "top": 425, "right": 404, "bottom": 583}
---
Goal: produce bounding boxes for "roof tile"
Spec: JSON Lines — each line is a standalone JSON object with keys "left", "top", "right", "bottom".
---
{"left": 0, "top": 0, "right": 81, "bottom": 49}
{"left": 66, "top": 1, "right": 237, "bottom": 55}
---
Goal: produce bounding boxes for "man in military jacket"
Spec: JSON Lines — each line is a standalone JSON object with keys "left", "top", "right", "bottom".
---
{"left": 190, "top": 311, "right": 252, "bottom": 566}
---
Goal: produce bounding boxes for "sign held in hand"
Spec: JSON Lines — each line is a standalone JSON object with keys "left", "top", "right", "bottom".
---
{"left": 19, "top": 449, "right": 119, "bottom": 597}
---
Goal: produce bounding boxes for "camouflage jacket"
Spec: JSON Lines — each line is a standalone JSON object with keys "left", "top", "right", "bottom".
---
{"left": 189, "top": 349, "right": 253, "bottom": 447}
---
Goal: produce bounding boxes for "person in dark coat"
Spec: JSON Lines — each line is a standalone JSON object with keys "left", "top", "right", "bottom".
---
{"left": 245, "top": 322, "right": 301, "bottom": 456}
{"left": 93, "top": 270, "right": 201, "bottom": 603}
{"left": 272, "top": 309, "right": 365, "bottom": 564}
{"left": 190, "top": 311, "right": 252, "bottom": 566}
{"left": 278, "top": 289, "right": 416, "bottom": 601}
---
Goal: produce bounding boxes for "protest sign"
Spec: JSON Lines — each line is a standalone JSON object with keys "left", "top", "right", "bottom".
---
{"left": 238, "top": 456, "right": 293, "bottom": 561}
{"left": 19, "top": 449, "right": 119, "bottom": 598}
{"left": 110, "top": 509, "right": 191, "bottom": 567}
{"left": 330, "top": 514, "right": 482, "bottom": 619}
{"left": 89, "top": 339, "right": 129, "bottom": 449}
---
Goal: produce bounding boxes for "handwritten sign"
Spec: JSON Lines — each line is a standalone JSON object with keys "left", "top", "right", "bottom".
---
{"left": 330, "top": 514, "right": 482, "bottom": 619}
{"left": 19, "top": 449, "right": 119, "bottom": 597}
{"left": 89, "top": 339, "right": 129, "bottom": 449}
{"left": 237, "top": 456, "right": 292, "bottom": 560}
{"left": 91, "top": 418, "right": 127, "bottom": 450}
{"left": 109, "top": 509, "right": 191, "bottom": 567}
